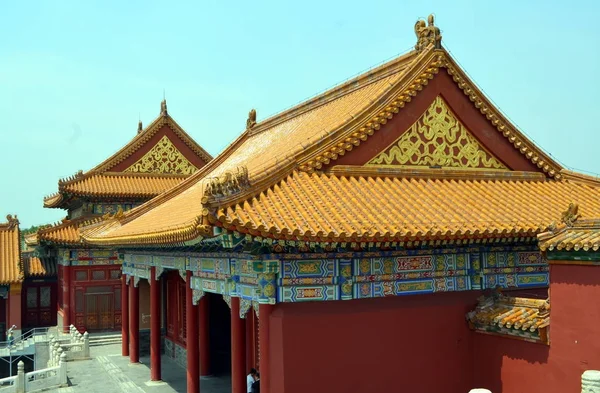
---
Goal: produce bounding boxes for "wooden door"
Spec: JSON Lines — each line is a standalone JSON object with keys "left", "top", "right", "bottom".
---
{"left": 24, "top": 284, "right": 55, "bottom": 328}
{"left": 84, "top": 287, "right": 114, "bottom": 331}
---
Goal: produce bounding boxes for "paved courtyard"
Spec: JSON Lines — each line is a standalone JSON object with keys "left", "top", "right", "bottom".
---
{"left": 50, "top": 344, "right": 230, "bottom": 393}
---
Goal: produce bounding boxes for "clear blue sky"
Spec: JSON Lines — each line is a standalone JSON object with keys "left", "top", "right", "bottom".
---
{"left": 1, "top": 0, "right": 599, "bottom": 228}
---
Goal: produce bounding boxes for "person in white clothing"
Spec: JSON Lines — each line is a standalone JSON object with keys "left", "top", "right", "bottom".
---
{"left": 247, "top": 368, "right": 258, "bottom": 393}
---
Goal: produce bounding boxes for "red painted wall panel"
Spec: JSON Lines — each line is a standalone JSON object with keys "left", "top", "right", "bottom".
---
{"left": 474, "top": 264, "right": 600, "bottom": 392}
{"left": 271, "top": 291, "right": 480, "bottom": 393}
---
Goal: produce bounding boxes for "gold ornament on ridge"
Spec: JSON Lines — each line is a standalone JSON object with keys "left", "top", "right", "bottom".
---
{"left": 124, "top": 135, "right": 198, "bottom": 175}
{"left": 367, "top": 96, "right": 507, "bottom": 170}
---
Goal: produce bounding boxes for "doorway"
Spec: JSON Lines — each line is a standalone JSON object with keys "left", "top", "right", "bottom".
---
{"left": 84, "top": 287, "right": 114, "bottom": 330}
{"left": 208, "top": 293, "right": 231, "bottom": 376}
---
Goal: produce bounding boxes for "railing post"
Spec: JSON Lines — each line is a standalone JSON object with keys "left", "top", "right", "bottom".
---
{"left": 59, "top": 352, "right": 68, "bottom": 387}
{"left": 582, "top": 370, "right": 600, "bottom": 393}
{"left": 83, "top": 332, "right": 89, "bottom": 358}
{"left": 57, "top": 347, "right": 63, "bottom": 364}
{"left": 16, "top": 361, "right": 25, "bottom": 393}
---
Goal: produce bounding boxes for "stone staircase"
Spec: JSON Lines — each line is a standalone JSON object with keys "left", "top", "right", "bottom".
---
{"left": 88, "top": 332, "right": 122, "bottom": 347}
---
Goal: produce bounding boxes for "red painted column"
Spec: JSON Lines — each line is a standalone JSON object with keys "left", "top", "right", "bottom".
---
{"left": 259, "top": 304, "right": 273, "bottom": 393}
{"left": 150, "top": 267, "right": 161, "bottom": 381}
{"left": 245, "top": 312, "right": 253, "bottom": 372}
{"left": 198, "top": 295, "right": 210, "bottom": 376}
{"left": 8, "top": 284, "right": 22, "bottom": 330}
{"left": 121, "top": 275, "right": 129, "bottom": 357}
{"left": 231, "top": 297, "right": 246, "bottom": 393}
{"left": 62, "top": 265, "right": 71, "bottom": 332}
{"left": 186, "top": 271, "right": 199, "bottom": 393}
{"left": 129, "top": 277, "right": 139, "bottom": 363}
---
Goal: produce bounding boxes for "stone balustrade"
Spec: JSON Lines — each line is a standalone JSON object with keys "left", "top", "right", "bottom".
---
{"left": 0, "top": 356, "right": 67, "bottom": 393}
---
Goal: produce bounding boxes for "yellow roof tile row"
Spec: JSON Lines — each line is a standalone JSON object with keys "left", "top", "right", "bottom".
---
{"left": 46, "top": 172, "right": 186, "bottom": 205}
{"left": 0, "top": 216, "right": 23, "bottom": 284}
{"left": 22, "top": 254, "right": 57, "bottom": 278}
{"left": 36, "top": 217, "right": 104, "bottom": 245}
{"left": 538, "top": 219, "right": 600, "bottom": 252}
{"left": 216, "top": 170, "right": 600, "bottom": 242}
{"left": 467, "top": 292, "right": 550, "bottom": 344}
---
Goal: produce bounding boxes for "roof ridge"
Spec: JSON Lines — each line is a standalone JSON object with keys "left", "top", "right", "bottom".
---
{"left": 91, "top": 108, "right": 212, "bottom": 173}
{"left": 248, "top": 49, "right": 419, "bottom": 136}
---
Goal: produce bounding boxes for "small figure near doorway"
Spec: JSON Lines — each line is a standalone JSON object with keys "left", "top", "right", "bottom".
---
{"left": 247, "top": 368, "right": 258, "bottom": 393}
{"left": 6, "top": 325, "right": 17, "bottom": 348}
{"left": 252, "top": 372, "right": 260, "bottom": 393}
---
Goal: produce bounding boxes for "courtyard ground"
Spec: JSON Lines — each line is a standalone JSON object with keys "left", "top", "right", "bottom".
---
{"left": 50, "top": 343, "right": 230, "bottom": 393}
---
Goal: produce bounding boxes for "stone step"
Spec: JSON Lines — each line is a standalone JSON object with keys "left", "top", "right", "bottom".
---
{"left": 89, "top": 338, "right": 122, "bottom": 347}
{"left": 89, "top": 333, "right": 122, "bottom": 341}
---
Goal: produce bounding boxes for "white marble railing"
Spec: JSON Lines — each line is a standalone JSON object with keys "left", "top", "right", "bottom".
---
{"left": 47, "top": 326, "right": 89, "bottom": 367}
{"left": 0, "top": 375, "right": 17, "bottom": 393}
{"left": 0, "top": 357, "right": 66, "bottom": 393}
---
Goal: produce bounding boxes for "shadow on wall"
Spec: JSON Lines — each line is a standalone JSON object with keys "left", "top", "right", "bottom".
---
{"left": 551, "top": 264, "right": 600, "bottom": 286}
{"left": 472, "top": 333, "right": 550, "bottom": 393}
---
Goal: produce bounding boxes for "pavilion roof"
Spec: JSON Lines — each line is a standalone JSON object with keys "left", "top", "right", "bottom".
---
{"left": 44, "top": 103, "right": 213, "bottom": 209}
{"left": 81, "top": 15, "right": 592, "bottom": 247}
{"left": 0, "top": 215, "right": 23, "bottom": 284}
{"left": 31, "top": 216, "right": 103, "bottom": 246}
{"left": 538, "top": 218, "right": 600, "bottom": 252}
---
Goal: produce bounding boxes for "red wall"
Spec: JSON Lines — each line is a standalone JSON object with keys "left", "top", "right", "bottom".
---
{"left": 474, "top": 263, "right": 600, "bottom": 392}
{"left": 270, "top": 291, "right": 480, "bottom": 393}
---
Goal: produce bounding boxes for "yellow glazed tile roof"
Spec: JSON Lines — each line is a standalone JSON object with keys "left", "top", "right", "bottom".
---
{"left": 538, "top": 219, "right": 600, "bottom": 252}
{"left": 23, "top": 254, "right": 57, "bottom": 278}
{"left": 215, "top": 170, "right": 600, "bottom": 242}
{"left": 44, "top": 109, "right": 212, "bottom": 208}
{"left": 0, "top": 215, "right": 23, "bottom": 284}
{"left": 82, "top": 42, "right": 569, "bottom": 246}
{"left": 467, "top": 291, "right": 550, "bottom": 344}
{"left": 82, "top": 52, "right": 419, "bottom": 245}
{"left": 37, "top": 217, "right": 104, "bottom": 246}
{"left": 54, "top": 172, "right": 186, "bottom": 199}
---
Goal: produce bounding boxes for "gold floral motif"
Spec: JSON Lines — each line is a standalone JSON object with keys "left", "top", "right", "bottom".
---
{"left": 456, "top": 255, "right": 466, "bottom": 269}
{"left": 124, "top": 135, "right": 198, "bottom": 175}
{"left": 298, "top": 261, "right": 319, "bottom": 274}
{"left": 263, "top": 283, "right": 275, "bottom": 297}
{"left": 368, "top": 96, "right": 507, "bottom": 169}
{"left": 359, "top": 259, "right": 371, "bottom": 275}
{"left": 383, "top": 259, "right": 393, "bottom": 274}
{"left": 435, "top": 255, "right": 445, "bottom": 271}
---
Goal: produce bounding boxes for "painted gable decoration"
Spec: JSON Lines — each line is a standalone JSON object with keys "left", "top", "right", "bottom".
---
{"left": 124, "top": 135, "right": 198, "bottom": 175}
{"left": 367, "top": 96, "right": 508, "bottom": 170}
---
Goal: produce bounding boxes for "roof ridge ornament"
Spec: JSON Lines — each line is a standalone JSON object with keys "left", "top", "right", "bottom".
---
{"left": 137, "top": 120, "right": 143, "bottom": 134}
{"left": 561, "top": 202, "right": 581, "bottom": 227}
{"left": 246, "top": 109, "right": 257, "bottom": 130}
{"left": 5, "top": 215, "right": 19, "bottom": 230}
{"left": 204, "top": 166, "right": 250, "bottom": 199}
{"left": 414, "top": 14, "right": 442, "bottom": 52}
{"left": 160, "top": 99, "right": 168, "bottom": 116}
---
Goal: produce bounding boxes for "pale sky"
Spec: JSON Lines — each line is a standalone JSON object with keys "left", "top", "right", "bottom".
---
{"left": 1, "top": 0, "right": 599, "bottom": 228}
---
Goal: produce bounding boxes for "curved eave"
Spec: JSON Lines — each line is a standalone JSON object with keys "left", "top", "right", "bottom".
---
{"left": 43, "top": 193, "right": 65, "bottom": 209}
{"left": 81, "top": 222, "right": 211, "bottom": 247}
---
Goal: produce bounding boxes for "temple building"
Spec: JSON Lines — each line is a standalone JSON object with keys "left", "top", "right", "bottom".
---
{"left": 0, "top": 215, "right": 23, "bottom": 338}
{"left": 79, "top": 15, "right": 600, "bottom": 393}
{"left": 27, "top": 101, "right": 212, "bottom": 332}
